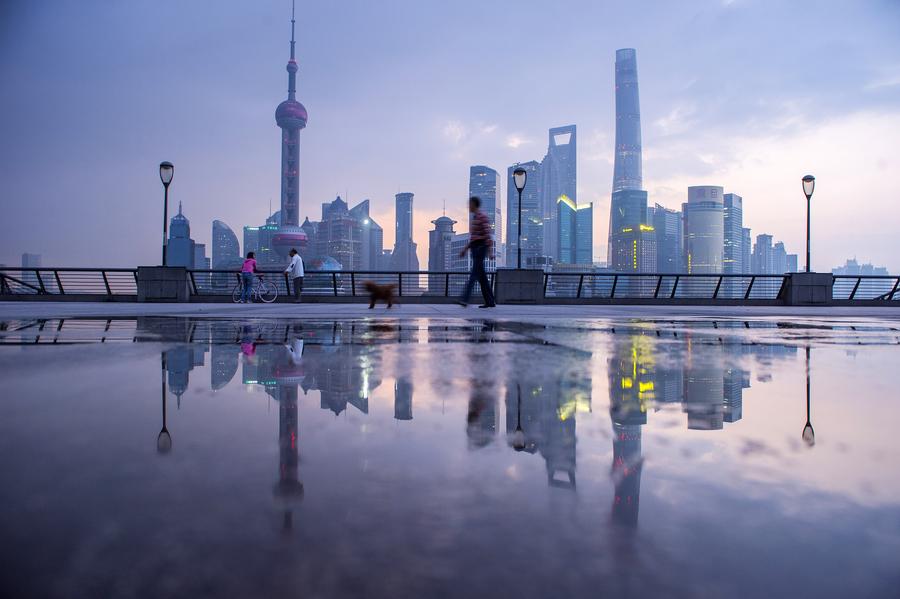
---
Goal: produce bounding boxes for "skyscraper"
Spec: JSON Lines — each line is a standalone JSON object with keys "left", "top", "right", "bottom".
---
{"left": 683, "top": 186, "right": 724, "bottom": 274}
{"left": 650, "top": 203, "right": 683, "bottom": 273}
{"left": 349, "top": 199, "right": 384, "bottom": 271}
{"left": 427, "top": 215, "right": 457, "bottom": 292}
{"left": 723, "top": 193, "right": 743, "bottom": 297}
{"left": 167, "top": 202, "right": 196, "bottom": 268}
{"left": 390, "top": 192, "right": 419, "bottom": 272}
{"left": 505, "top": 160, "right": 544, "bottom": 267}
{"left": 557, "top": 196, "right": 594, "bottom": 265}
{"left": 612, "top": 49, "right": 642, "bottom": 192}
{"left": 469, "top": 166, "right": 502, "bottom": 263}
{"left": 313, "top": 196, "right": 362, "bottom": 270}
{"left": 741, "top": 227, "right": 752, "bottom": 274}
{"left": 212, "top": 220, "right": 240, "bottom": 268}
{"left": 271, "top": 4, "right": 309, "bottom": 262}
{"left": 541, "top": 125, "right": 577, "bottom": 261}
{"left": 608, "top": 49, "right": 650, "bottom": 274}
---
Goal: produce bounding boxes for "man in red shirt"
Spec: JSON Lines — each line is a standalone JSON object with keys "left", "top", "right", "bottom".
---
{"left": 457, "top": 196, "right": 497, "bottom": 308}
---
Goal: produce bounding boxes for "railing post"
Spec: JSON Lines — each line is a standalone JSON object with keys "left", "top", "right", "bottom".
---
{"left": 445, "top": 272, "right": 450, "bottom": 297}
{"left": 101, "top": 271, "right": 112, "bottom": 295}
{"left": 849, "top": 277, "right": 862, "bottom": 300}
{"left": 332, "top": 272, "right": 338, "bottom": 297}
{"left": 744, "top": 276, "right": 755, "bottom": 300}
{"left": 576, "top": 274, "right": 584, "bottom": 299}
{"left": 543, "top": 273, "right": 549, "bottom": 297}
{"left": 670, "top": 275, "right": 679, "bottom": 299}
{"left": 351, "top": 272, "right": 356, "bottom": 296}
{"left": 0, "top": 274, "right": 8, "bottom": 295}
{"left": 653, "top": 276, "right": 663, "bottom": 299}
{"left": 283, "top": 272, "right": 291, "bottom": 297}
{"left": 54, "top": 270, "right": 65, "bottom": 295}
{"left": 398, "top": 273, "right": 403, "bottom": 297}
{"left": 610, "top": 275, "right": 618, "bottom": 299}
{"left": 188, "top": 271, "right": 198, "bottom": 296}
{"left": 35, "top": 270, "right": 47, "bottom": 294}
{"left": 775, "top": 276, "right": 788, "bottom": 301}
{"left": 888, "top": 277, "right": 900, "bottom": 301}
{"left": 713, "top": 276, "right": 723, "bottom": 299}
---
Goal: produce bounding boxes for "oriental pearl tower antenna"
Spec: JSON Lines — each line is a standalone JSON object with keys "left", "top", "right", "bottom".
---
{"left": 272, "top": 0, "right": 310, "bottom": 259}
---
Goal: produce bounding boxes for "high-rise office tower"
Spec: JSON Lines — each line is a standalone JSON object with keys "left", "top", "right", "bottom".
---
{"left": 167, "top": 202, "right": 197, "bottom": 268}
{"left": 650, "top": 203, "right": 683, "bottom": 273}
{"left": 428, "top": 215, "right": 457, "bottom": 292}
{"left": 575, "top": 202, "right": 593, "bottom": 264}
{"left": 612, "top": 49, "right": 642, "bottom": 192}
{"left": 609, "top": 49, "right": 650, "bottom": 274}
{"left": 541, "top": 125, "right": 577, "bottom": 262}
{"left": 390, "top": 192, "right": 419, "bottom": 272}
{"left": 505, "top": 161, "right": 544, "bottom": 267}
{"left": 312, "top": 196, "right": 362, "bottom": 270}
{"left": 752, "top": 234, "right": 774, "bottom": 274}
{"left": 349, "top": 199, "right": 384, "bottom": 271}
{"left": 469, "top": 166, "right": 502, "bottom": 261}
{"left": 741, "top": 228, "right": 752, "bottom": 274}
{"left": 212, "top": 220, "right": 240, "bottom": 268}
{"left": 683, "top": 186, "right": 724, "bottom": 274}
{"left": 723, "top": 193, "right": 743, "bottom": 297}
{"left": 272, "top": 4, "right": 309, "bottom": 262}
{"left": 557, "top": 196, "right": 594, "bottom": 265}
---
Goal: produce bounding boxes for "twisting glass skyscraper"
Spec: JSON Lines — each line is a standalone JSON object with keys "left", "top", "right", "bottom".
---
{"left": 612, "top": 49, "right": 642, "bottom": 192}
{"left": 609, "top": 49, "right": 651, "bottom": 275}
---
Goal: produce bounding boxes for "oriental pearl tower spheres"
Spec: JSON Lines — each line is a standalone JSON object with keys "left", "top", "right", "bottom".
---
{"left": 271, "top": 2, "right": 309, "bottom": 258}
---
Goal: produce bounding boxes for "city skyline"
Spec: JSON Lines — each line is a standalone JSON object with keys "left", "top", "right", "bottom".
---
{"left": 2, "top": 1, "right": 899, "bottom": 271}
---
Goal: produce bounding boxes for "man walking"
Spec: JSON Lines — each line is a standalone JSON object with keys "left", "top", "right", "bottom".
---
{"left": 285, "top": 248, "right": 304, "bottom": 303}
{"left": 458, "top": 196, "right": 497, "bottom": 308}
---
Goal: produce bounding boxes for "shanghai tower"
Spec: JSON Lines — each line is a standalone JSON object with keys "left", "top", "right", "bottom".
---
{"left": 608, "top": 48, "right": 651, "bottom": 276}
{"left": 274, "top": 3, "right": 307, "bottom": 232}
{"left": 612, "top": 48, "right": 642, "bottom": 192}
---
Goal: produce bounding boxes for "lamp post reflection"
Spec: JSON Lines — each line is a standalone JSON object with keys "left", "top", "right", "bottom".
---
{"left": 802, "top": 346, "right": 815, "bottom": 447}
{"left": 512, "top": 383, "right": 526, "bottom": 452}
{"left": 157, "top": 353, "right": 172, "bottom": 454}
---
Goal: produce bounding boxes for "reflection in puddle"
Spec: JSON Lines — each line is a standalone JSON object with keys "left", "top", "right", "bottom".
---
{"left": 1, "top": 316, "right": 898, "bottom": 597}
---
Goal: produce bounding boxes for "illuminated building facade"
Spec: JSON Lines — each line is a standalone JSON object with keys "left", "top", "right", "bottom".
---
{"left": 649, "top": 203, "right": 683, "bottom": 273}
{"left": 683, "top": 186, "right": 724, "bottom": 274}
{"left": 723, "top": 193, "right": 743, "bottom": 297}
{"left": 557, "top": 195, "right": 593, "bottom": 265}
{"left": 390, "top": 192, "right": 419, "bottom": 272}
{"left": 505, "top": 160, "right": 545, "bottom": 268}
{"left": 469, "top": 166, "right": 502, "bottom": 265}
{"left": 349, "top": 200, "right": 383, "bottom": 271}
{"left": 541, "top": 125, "right": 577, "bottom": 262}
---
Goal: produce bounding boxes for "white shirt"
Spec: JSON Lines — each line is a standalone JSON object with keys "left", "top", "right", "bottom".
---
{"left": 285, "top": 254, "right": 304, "bottom": 278}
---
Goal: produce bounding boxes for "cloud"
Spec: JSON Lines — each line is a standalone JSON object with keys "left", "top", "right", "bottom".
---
{"left": 654, "top": 104, "right": 697, "bottom": 136}
{"left": 442, "top": 120, "right": 467, "bottom": 145}
{"left": 505, "top": 135, "right": 532, "bottom": 149}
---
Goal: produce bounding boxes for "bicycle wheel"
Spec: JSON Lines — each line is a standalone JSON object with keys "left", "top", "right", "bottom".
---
{"left": 231, "top": 283, "right": 243, "bottom": 303}
{"left": 258, "top": 280, "right": 278, "bottom": 303}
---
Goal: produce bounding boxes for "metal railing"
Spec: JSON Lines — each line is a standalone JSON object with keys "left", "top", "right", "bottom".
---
{"left": 1, "top": 267, "right": 898, "bottom": 303}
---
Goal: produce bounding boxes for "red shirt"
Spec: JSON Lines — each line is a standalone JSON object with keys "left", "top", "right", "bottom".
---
{"left": 469, "top": 209, "right": 492, "bottom": 245}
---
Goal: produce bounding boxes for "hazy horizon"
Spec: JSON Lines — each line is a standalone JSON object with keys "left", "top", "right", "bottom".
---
{"left": 2, "top": 0, "right": 899, "bottom": 271}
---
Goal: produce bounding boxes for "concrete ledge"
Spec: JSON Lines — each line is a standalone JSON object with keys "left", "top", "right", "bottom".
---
{"left": 495, "top": 268, "right": 544, "bottom": 304}
{"left": 137, "top": 266, "right": 190, "bottom": 302}
{"left": 783, "top": 272, "right": 833, "bottom": 306}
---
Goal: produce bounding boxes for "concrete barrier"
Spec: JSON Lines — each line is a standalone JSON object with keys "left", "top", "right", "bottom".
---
{"left": 783, "top": 272, "right": 833, "bottom": 306}
{"left": 137, "top": 266, "right": 190, "bottom": 302}
{"left": 495, "top": 268, "right": 544, "bottom": 304}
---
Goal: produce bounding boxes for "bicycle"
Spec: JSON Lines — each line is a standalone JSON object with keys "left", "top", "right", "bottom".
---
{"left": 232, "top": 274, "right": 278, "bottom": 304}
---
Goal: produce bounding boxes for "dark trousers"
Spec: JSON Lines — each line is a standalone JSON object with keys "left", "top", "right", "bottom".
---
{"left": 292, "top": 277, "right": 303, "bottom": 300}
{"left": 461, "top": 244, "right": 496, "bottom": 305}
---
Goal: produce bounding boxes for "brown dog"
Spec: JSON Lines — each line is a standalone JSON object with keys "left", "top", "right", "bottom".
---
{"left": 363, "top": 281, "right": 397, "bottom": 309}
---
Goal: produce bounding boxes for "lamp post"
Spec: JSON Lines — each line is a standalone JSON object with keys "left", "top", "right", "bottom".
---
{"left": 157, "top": 353, "right": 172, "bottom": 454}
{"left": 159, "top": 161, "right": 175, "bottom": 266}
{"left": 513, "top": 168, "right": 527, "bottom": 269}
{"left": 802, "top": 175, "right": 815, "bottom": 273}
{"left": 802, "top": 346, "right": 815, "bottom": 447}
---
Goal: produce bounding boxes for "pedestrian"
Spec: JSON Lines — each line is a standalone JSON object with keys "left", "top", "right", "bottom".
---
{"left": 457, "top": 196, "right": 497, "bottom": 308}
{"left": 240, "top": 252, "right": 257, "bottom": 303}
{"left": 284, "top": 248, "right": 304, "bottom": 303}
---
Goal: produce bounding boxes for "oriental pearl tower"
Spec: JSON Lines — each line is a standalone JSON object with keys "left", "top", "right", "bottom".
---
{"left": 272, "top": 1, "right": 309, "bottom": 257}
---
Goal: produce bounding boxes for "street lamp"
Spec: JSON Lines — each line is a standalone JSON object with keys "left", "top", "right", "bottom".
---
{"left": 513, "top": 167, "right": 527, "bottom": 269}
{"left": 802, "top": 346, "right": 815, "bottom": 447}
{"left": 802, "top": 174, "right": 815, "bottom": 273}
{"left": 157, "top": 353, "right": 172, "bottom": 454}
{"left": 159, "top": 161, "right": 175, "bottom": 266}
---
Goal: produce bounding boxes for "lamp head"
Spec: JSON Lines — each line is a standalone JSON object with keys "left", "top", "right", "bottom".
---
{"left": 159, "top": 161, "right": 174, "bottom": 187}
{"left": 513, "top": 168, "right": 527, "bottom": 192}
{"left": 802, "top": 174, "right": 815, "bottom": 199}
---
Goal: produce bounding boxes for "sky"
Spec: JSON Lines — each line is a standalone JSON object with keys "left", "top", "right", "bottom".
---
{"left": 1, "top": 0, "right": 899, "bottom": 272}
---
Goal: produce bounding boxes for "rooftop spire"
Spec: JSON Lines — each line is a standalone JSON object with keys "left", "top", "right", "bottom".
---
{"left": 286, "top": 0, "right": 298, "bottom": 100}
{"left": 178, "top": 201, "right": 183, "bottom": 215}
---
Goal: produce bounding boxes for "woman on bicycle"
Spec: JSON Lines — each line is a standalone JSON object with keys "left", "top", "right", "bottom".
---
{"left": 239, "top": 252, "right": 257, "bottom": 303}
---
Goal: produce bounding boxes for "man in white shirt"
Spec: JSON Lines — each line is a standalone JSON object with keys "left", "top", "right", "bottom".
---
{"left": 285, "top": 249, "right": 305, "bottom": 303}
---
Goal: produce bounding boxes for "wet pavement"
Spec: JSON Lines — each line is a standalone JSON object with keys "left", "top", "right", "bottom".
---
{"left": 1, "top": 316, "right": 899, "bottom": 598}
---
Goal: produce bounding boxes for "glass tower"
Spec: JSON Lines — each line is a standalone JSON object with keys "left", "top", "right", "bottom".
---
{"left": 612, "top": 49, "right": 642, "bottom": 192}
